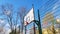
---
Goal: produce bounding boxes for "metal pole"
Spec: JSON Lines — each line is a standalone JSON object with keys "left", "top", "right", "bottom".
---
{"left": 33, "top": 23, "right": 36, "bottom": 34}
{"left": 32, "top": 4, "right": 36, "bottom": 34}
{"left": 25, "top": 26, "right": 26, "bottom": 34}
{"left": 38, "top": 9, "right": 42, "bottom": 34}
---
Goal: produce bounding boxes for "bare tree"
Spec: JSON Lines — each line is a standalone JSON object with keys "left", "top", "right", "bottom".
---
{"left": 18, "top": 7, "right": 26, "bottom": 34}
{"left": 0, "top": 4, "right": 21, "bottom": 34}
{"left": 1, "top": 4, "right": 14, "bottom": 32}
{"left": 0, "top": 3, "right": 26, "bottom": 34}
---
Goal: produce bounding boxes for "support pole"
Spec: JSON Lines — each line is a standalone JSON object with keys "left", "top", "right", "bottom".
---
{"left": 38, "top": 9, "right": 42, "bottom": 34}
{"left": 25, "top": 26, "right": 26, "bottom": 34}
{"left": 33, "top": 23, "right": 36, "bottom": 34}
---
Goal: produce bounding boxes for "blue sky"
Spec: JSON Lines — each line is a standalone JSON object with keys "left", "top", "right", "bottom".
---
{"left": 0, "top": 0, "right": 39, "bottom": 11}
{"left": 0, "top": 0, "right": 54, "bottom": 29}
{"left": 0, "top": 0, "right": 40, "bottom": 34}
{"left": 0, "top": 0, "right": 40, "bottom": 21}
{"left": 0, "top": 0, "right": 39, "bottom": 22}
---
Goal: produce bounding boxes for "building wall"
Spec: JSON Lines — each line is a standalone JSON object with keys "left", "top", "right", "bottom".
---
{"left": 40, "top": 0, "right": 60, "bottom": 34}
